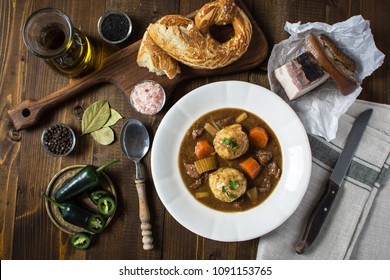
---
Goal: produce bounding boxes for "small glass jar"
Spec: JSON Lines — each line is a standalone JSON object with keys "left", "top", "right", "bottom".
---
{"left": 22, "top": 8, "right": 96, "bottom": 77}
{"left": 129, "top": 80, "right": 166, "bottom": 115}
{"left": 97, "top": 11, "right": 132, "bottom": 44}
{"left": 41, "top": 123, "right": 76, "bottom": 157}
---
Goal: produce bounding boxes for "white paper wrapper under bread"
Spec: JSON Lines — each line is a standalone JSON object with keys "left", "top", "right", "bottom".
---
{"left": 268, "top": 15, "right": 384, "bottom": 141}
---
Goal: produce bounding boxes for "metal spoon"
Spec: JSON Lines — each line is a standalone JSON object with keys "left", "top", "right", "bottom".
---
{"left": 120, "top": 119, "right": 153, "bottom": 250}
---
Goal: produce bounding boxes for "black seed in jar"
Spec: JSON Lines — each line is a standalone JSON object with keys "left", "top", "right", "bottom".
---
{"left": 101, "top": 13, "right": 130, "bottom": 42}
{"left": 42, "top": 124, "right": 74, "bottom": 156}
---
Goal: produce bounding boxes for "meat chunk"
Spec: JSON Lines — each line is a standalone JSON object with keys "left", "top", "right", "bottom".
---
{"left": 216, "top": 116, "right": 234, "bottom": 128}
{"left": 189, "top": 178, "right": 202, "bottom": 189}
{"left": 258, "top": 176, "right": 272, "bottom": 193}
{"left": 232, "top": 197, "right": 244, "bottom": 209}
{"left": 192, "top": 127, "right": 204, "bottom": 139}
{"left": 183, "top": 163, "right": 199, "bottom": 178}
{"left": 256, "top": 150, "right": 273, "bottom": 166}
{"left": 267, "top": 161, "right": 281, "bottom": 178}
{"left": 188, "top": 173, "right": 208, "bottom": 189}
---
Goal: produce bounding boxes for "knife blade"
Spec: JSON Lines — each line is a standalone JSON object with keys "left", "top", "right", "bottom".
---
{"left": 295, "top": 109, "right": 373, "bottom": 254}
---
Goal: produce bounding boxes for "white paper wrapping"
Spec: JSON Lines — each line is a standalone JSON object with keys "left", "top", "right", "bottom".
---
{"left": 268, "top": 15, "right": 385, "bottom": 141}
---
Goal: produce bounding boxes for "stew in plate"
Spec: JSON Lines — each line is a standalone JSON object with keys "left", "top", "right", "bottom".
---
{"left": 178, "top": 108, "right": 282, "bottom": 212}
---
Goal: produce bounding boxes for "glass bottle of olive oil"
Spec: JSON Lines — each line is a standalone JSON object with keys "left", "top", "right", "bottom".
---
{"left": 23, "top": 8, "right": 98, "bottom": 77}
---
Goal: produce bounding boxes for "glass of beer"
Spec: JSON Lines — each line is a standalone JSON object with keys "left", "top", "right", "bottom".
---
{"left": 22, "top": 8, "right": 97, "bottom": 77}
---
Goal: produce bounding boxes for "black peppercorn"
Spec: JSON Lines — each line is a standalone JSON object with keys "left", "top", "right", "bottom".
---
{"left": 41, "top": 123, "right": 75, "bottom": 156}
{"left": 98, "top": 12, "right": 132, "bottom": 44}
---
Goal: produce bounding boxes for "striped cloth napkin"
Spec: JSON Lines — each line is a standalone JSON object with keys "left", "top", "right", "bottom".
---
{"left": 256, "top": 99, "right": 390, "bottom": 259}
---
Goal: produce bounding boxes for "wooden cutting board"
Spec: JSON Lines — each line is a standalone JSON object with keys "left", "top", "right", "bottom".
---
{"left": 8, "top": 0, "right": 268, "bottom": 131}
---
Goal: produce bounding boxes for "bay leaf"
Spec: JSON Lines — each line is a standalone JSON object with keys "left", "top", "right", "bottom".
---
{"left": 91, "top": 126, "right": 115, "bottom": 145}
{"left": 82, "top": 100, "right": 111, "bottom": 135}
{"left": 103, "top": 108, "right": 123, "bottom": 127}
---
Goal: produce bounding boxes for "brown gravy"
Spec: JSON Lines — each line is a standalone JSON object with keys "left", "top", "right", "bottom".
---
{"left": 178, "top": 108, "right": 283, "bottom": 212}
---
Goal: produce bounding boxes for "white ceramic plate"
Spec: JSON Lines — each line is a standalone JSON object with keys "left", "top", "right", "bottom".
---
{"left": 151, "top": 81, "right": 312, "bottom": 242}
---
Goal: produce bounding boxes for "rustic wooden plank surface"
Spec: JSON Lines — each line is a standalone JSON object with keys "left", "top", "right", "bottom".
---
{"left": 0, "top": 0, "right": 388, "bottom": 260}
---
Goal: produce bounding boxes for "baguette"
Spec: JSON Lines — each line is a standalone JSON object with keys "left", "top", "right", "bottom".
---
{"left": 306, "top": 32, "right": 357, "bottom": 95}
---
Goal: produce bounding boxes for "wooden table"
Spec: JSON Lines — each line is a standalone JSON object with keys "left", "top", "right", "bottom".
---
{"left": 0, "top": 0, "right": 388, "bottom": 260}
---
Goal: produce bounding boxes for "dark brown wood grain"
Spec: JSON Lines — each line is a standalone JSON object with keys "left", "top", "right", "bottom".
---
{"left": 7, "top": 0, "right": 268, "bottom": 132}
{"left": 0, "top": 0, "right": 389, "bottom": 260}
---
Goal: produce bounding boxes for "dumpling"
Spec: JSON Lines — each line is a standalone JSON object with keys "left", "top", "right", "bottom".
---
{"left": 213, "top": 124, "right": 249, "bottom": 160}
{"left": 209, "top": 167, "right": 247, "bottom": 202}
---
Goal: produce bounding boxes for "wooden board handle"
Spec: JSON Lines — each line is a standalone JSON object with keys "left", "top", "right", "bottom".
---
{"left": 7, "top": 69, "right": 106, "bottom": 131}
{"left": 135, "top": 179, "right": 154, "bottom": 250}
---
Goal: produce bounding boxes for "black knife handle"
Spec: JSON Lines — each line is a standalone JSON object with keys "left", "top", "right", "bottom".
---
{"left": 295, "top": 180, "right": 339, "bottom": 254}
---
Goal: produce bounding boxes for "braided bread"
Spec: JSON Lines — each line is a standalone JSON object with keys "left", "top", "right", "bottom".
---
{"left": 137, "top": 0, "right": 252, "bottom": 79}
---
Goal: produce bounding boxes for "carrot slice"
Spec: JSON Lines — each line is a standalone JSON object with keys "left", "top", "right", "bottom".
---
{"left": 195, "top": 140, "right": 215, "bottom": 159}
{"left": 248, "top": 127, "right": 269, "bottom": 149}
{"left": 239, "top": 157, "right": 261, "bottom": 180}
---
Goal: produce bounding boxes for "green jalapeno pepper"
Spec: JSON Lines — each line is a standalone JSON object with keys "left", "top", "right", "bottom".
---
{"left": 90, "top": 190, "right": 111, "bottom": 205}
{"left": 97, "top": 195, "right": 116, "bottom": 217}
{"left": 41, "top": 192, "right": 106, "bottom": 233}
{"left": 71, "top": 232, "right": 92, "bottom": 250}
{"left": 55, "top": 159, "right": 119, "bottom": 203}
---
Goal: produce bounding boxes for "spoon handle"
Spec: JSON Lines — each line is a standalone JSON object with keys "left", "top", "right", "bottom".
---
{"left": 135, "top": 178, "right": 154, "bottom": 250}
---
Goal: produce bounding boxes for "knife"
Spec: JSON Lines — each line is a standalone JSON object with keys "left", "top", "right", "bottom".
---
{"left": 295, "top": 109, "right": 373, "bottom": 254}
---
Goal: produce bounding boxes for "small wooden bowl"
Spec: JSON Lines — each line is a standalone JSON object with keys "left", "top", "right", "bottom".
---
{"left": 45, "top": 164, "right": 117, "bottom": 235}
